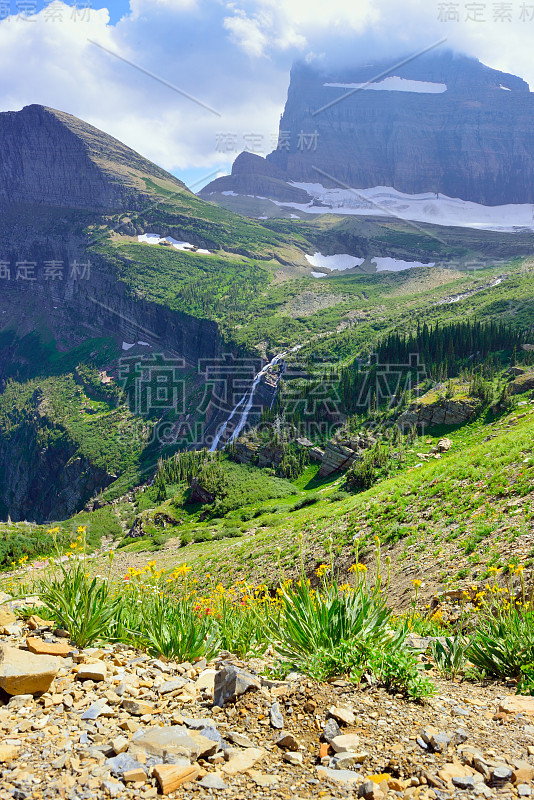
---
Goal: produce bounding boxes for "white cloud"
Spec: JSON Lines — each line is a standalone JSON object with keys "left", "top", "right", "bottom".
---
{"left": 223, "top": 11, "right": 269, "bottom": 57}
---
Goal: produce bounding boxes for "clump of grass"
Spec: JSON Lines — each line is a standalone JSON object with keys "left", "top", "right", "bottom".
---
{"left": 467, "top": 565, "right": 534, "bottom": 680}
{"left": 268, "top": 536, "right": 435, "bottom": 699}
{"left": 38, "top": 528, "right": 119, "bottom": 648}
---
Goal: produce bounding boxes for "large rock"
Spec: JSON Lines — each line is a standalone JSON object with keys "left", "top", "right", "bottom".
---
{"left": 129, "top": 726, "right": 218, "bottom": 760}
{"left": 318, "top": 442, "right": 361, "bottom": 477}
{"left": 509, "top": 372, "right": 534, "bottom": 395}
{"left": 0, "top": 643, "right": 59, "bottom": 695}
{"left": 188, "top": 478, "right": 216, "bottom": 506}
{"left": 498, "top": 696, "right": 534, "bottom": 717}
{"left": 213, "top": 666, "right": 260, "bottom": 707}
{"left": 397, "top": 397, "right": 478, "bottom": 429}
{"left": 318, "top": 434, "right": 376, "bottom": 477}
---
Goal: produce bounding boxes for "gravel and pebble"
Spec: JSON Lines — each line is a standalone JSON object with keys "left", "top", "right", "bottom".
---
{"left": 0, "top": 613, "right": 532, "bottom": 800}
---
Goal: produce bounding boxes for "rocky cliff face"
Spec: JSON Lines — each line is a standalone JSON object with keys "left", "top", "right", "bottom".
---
{"left": 0, "top": 104, "right": 188, "bottom": 210}
{"left": 202, "top": 51, "right": 534, "bottom": 206}
{"left": 0, "top": 106, "right": 249, "bottom": 520}
{"left": 0, "top": 390, "right": 114, "bottom": 522}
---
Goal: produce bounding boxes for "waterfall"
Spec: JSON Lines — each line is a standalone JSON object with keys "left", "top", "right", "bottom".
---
{"left": 209, "top": 352, "right": 286, "bottom": 451}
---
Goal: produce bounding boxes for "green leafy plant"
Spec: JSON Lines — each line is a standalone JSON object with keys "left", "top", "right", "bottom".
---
{"left": 39, "top": 543, "right": 119, "bottom": 648}
{"left": 267, "top": 537, "right": 434, "bottom": 699}
{"left": 140, "top": 594, "right": 219, "bottom": 661}
{"left": 431, "top": 635, "right": 472, "bottom": 680}
{"left": 467, "top": 567, "right": 534, "bottom": 679}
{"left": 518, "top": 664, "right": 534, "bottom": 695}
{"left": 468, "top": 608, "right": 534, "bottom": 678}
{"left": 367, "top": 645, "right": 435, "bottom": 699}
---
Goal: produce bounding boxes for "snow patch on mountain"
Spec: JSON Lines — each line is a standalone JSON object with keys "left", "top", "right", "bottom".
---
{"left": 305, "top": 253, "right": 365, "bottom": 271}
{"left": 281, "top": 184, "right": 534, "bottom": 232}
{"left": 324, "top": 77, "right": 447, "bottom": 93}
{"left": 137, "top": 234, "right": 211, "bottom": 253}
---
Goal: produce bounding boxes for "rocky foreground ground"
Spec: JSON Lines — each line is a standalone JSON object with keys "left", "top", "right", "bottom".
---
{"left": 0, "top": 607, "right": 533, "bottom": 800}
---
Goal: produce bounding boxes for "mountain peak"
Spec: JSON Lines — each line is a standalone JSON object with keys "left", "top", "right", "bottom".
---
{"left": 201, "top": 52, "right": 534, "bottom": 206}
{"left": 0, "top": 104, "right": 187, "bottom": 210}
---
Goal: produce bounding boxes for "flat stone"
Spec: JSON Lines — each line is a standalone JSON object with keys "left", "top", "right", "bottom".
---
{"left": 129, "top": 726, "right": 216, "bottom": 760}
{"left": 76, "top": 662, "right": 107, "bottom": 682}
{"left": 0, "top": 642, "right": 59, "bottom": 696}
{"left": 82, "top": 700, "right": 114, "bottom": 720}
{"left": 198, "top": 773, "right": 227, "bottom": 790}
{"left": 439, "top": 763, "right": 475, "bottom": 786}
{"left": 0, "top": 744, "right": 19, "bottom": 762}
{"left": 158, "top": 678, "right": 188, "bottom": 694}
{"left": 26, "top": 636, "right": 72, "bottom": 657}
{"left": 317, "top": 766, "right": 361, "bottom": 786}
{"left": 222, "top": 747, "right": 266, "bottom": 775}
{"left": 149, "top": 659, "right": 169, "bottom": 672}
{"left": 153, "top": 764, "right": 200, "bottom": 794}
{"left": 333, "top": 751, "right": 369, "bottom": 768}
{"left": 227, "top": 731, "right": 255, "bottom": 748}
{"left": 328, "top": 705, "right": 356, "bottom": 726}
{"left": 270, "top": 700, "right": 284, "bottom": 729}
{"left": 122, "top": 767, "right": 147, "bottom": 783}
{"left": 213, "top": 665, "right": 260, "bottom": 707}
{"left": 283, "top": 751, "right": 303, "bottom": 766}
{"left": 121, "top": 699, "right": 155, "bottom": 716}
{"left": 492, "top": 766, "right": 513, "bottom": 781}
{"left": 518, "top": 784, "right": 532, "bottom": 797}
{"left": 248, "top": 770, "right": 279, "bottom": 787}
{"left": 331, "top": 734, "right": 361, "bottom": 753}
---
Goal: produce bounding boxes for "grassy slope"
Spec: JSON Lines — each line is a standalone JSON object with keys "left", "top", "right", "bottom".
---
{"left": 0, "top": 373, "right": 146, "bottom": 479}
{"left": 99, "top": 233, "right": 534, "bottom": 357}
{"left": 97, "top": 395, "right": 534, "bottom": 608}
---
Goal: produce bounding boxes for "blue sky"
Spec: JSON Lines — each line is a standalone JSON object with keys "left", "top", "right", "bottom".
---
{"left": 93, "top": 0, "right": 129, "bottom": 23}
{"left": 0, "top": 0, "right": 533, "bottom": 191}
